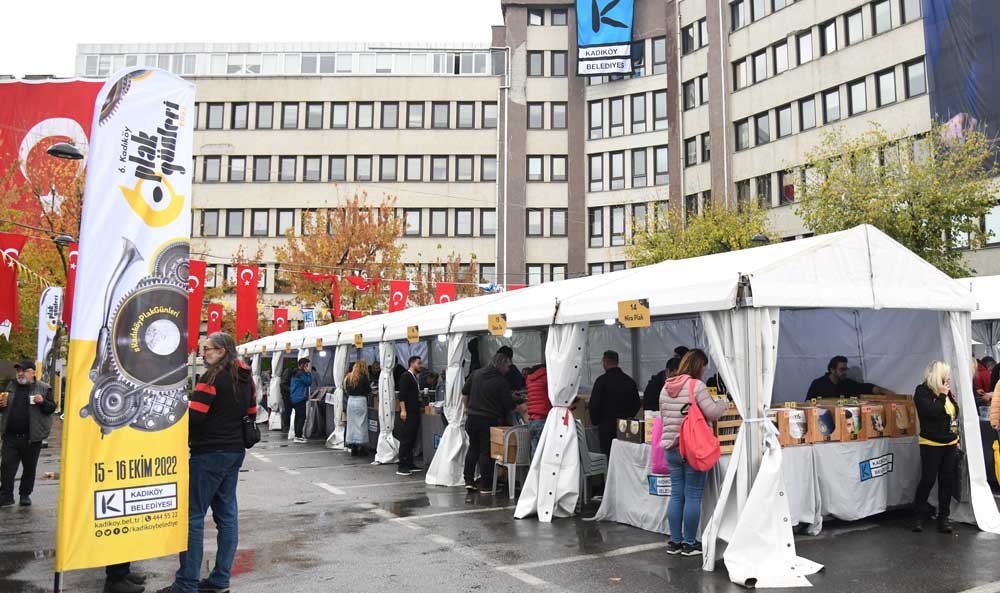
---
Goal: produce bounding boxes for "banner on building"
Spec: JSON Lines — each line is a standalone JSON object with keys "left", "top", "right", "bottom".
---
{"left": 56, "top": 67, "right": 195, "bottom": 572}
{"left": 36, "top": 286, "right": 63, "bottom": 368}
{"left": 0, "top": 233, "right": 28, "bottom": 340}
{"left": 576, "top": 0, "right": 635, "bottom": 75}
{"left": 187, "top": 259, "right": 206, "bottom": 353}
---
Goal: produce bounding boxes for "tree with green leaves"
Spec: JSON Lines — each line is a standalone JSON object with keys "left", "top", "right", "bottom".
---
{"left": 793, "top": 123, "right": 996, "bottom": 278}
{"left": 627, "top": 200, "right": 771, "bottom": 266}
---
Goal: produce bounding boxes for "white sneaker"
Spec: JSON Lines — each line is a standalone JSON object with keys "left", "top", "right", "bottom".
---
{"left": 294, "top": 437, "right": 307, "bottom": 444}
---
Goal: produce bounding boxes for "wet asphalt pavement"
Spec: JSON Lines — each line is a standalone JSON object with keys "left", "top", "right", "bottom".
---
{"left": 4, "top": 426, "right": 1000, "bottom": 593}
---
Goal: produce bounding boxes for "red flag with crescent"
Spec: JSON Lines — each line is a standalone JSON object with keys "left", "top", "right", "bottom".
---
{"left": 273, "top": 308, "right": 289, "bottom": 334}
{"left": 206, "top": 303, "right": 224, "bottom": 335}
{"left": 332, "top": 275, "right": 342, "bottom": 319}
{"left": 345, "top": 275, "right": 381, "bottom": 292}
{"left": 235, "top": 265, "right": 259, "bottom": 340}
{"left": 435, "top": 282, "right": 456, "bottom": 304}
{"left": 187, "top": 259, "right": 207, "bottom": 353}
{"left": 62, "top": 242, "right": 79, "bottom": 330}
{"left": 508, "top": 284, "right": 527, "bottom": 291}
{"left": 388, "top": 280, "right": 410, "bottom": 313}
{"left": 0, "top": 233, "right": 28, "bottom": 338}
{"left": 347, "top": 310, "right": 364, "bottom": 320}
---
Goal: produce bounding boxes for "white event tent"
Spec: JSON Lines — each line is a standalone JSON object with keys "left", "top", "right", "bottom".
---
{"left": 237, "top": 225, "right": 1000, "bottom": 587}
{"left": 963, "top": 274, "right": 1000, "bottom": 358}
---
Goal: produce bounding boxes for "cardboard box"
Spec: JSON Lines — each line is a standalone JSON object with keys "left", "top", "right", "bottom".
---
{"left": 768, "top": 407, "right": 809, "bottom": 447}
{"left": 490, "top": 426, "right": 518, "bottom": 463}
{"left": 884, "top": 399, "right": 918, "bottom": 437}
{"left": 861, "top": 404, "right": 886, "bottom": 439}
{"left": 616, "top": 418, "right": 645, "bottom": 444}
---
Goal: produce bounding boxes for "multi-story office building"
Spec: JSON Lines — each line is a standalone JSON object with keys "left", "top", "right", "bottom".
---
{"left": 75, "top": 0, "right": 1000, "bottom": 303}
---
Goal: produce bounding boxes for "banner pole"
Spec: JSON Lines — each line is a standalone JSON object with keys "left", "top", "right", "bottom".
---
{"left": 54, "top": 571, "right": 61, "bottom": 593}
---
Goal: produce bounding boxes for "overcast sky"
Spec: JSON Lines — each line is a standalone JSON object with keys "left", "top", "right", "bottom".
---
{"left": 1, "top": 0, "right": 505, "bottom": 77}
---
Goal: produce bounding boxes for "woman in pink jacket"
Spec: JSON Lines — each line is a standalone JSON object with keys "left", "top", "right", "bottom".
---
{"left": 659, "top": 349, "right": 729, "bottom": 557}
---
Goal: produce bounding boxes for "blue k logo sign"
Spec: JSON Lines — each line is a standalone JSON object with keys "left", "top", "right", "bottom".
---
{"left": 591, "top": 0, "right": 628, "bottom": 33}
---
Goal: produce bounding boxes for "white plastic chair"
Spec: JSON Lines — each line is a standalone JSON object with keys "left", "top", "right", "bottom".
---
{"left": 576, "top": 420, "right": 608, "bottom": 507}
{"left": 492, "top": 425, "right": 531, "bottom": 499}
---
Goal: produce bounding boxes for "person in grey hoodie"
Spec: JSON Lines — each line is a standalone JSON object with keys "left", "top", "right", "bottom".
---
{"left": 658, "top": 349, "right": 728, "bottom": 557}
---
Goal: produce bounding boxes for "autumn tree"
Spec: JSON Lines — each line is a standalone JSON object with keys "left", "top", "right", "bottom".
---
{"left": 627, "top": 200, "right": 772, "bottom": 266}
{"left": 793, "top": 123, "right": 997, "bottom": 277}
{"left": 408, "top": 253, "right": 482, "bottom": 306}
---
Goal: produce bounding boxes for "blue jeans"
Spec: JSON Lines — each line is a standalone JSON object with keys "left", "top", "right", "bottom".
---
{"left": 666, "top": 448, "right": 706, "bottom": 545}
{"left": 175, "top": 450, "right": 245, "bottom": 593}
{"left": 528, "top": 419, "right": 546, "bottom": 458}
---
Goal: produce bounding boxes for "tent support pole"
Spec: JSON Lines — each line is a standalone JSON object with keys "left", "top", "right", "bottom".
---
{"left": 738, "top": 275, "right": 761, "bottom": 490}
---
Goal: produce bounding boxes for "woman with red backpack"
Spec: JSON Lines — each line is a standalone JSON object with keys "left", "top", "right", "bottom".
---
{"left": 659, "top": 349, "right": 729, "bottom": 557}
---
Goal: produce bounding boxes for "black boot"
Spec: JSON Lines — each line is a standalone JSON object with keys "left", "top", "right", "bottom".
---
{"left": 912, "top": 509, "right": 930, "bottom": 532}
{"left": 937, "top": 515, "right": 954, "bottom": 534}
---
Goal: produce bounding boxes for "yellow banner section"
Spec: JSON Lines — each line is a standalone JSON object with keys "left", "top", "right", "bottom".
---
{"left": 56, "top": 341, "right": 189, "bottom": 571}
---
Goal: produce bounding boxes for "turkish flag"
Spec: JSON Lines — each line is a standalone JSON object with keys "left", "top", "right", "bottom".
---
{"left": 435, "top": 282, "right": 456, "bottom": 304}
{"left": 187, "top": 259, "right": 207, "bottom": 354}
{"left": 235, "top": 265, "right": 259, "bottom": 340}
{"left": 62, "top": 242, "right": 79, "bottom": 330}
{"left": 388, "top": 280, "right": 410, "bottom": 312}
{"left": 347, "top": 310, "right": 364, "bottom": 320}
{"left": 345, "top": 275, "right": 381, "bottom": 292}
{"left": 206, "top": 303, "right": 224, "bottom": 335}
{"left": 0, "top": 233, "right": 28, "bottom": 338}
{"left": 508, "top": 284, "right": 527, "bottom": 291}
{"left": 332, "top": 275, "right": 342, "bottom": 319}
{"left": 273, "top": 308, "right": 289, "bottom": 334}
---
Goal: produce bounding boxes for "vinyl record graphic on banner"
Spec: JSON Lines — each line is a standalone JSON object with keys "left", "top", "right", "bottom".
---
{"left": 111, "top": 279, "right": 188, "bottom": 389}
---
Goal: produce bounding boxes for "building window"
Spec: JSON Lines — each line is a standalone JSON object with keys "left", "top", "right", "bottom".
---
{"left": 355, "top": 102, "right": 373, "bottom": 128}
{"left": 823, "top": 89, "right": 841, "bottom": 123}
{"left": 551, "top": 155, "right": 567, "bottom": 182}
{"left": 304, "top": 156, "right": 322, "bottom": 182}
{"left": 407, "top": 102, "right": 425, "bottom": 128}
{"left": 589, "top": 154, "right": 603, "bottom": 192}
{"left": 609, "top": 97, "right": 625, "bottom": 137}
{"left": 735, "top": 119, "right": 750, "bottom": 151}
{"left": 733, "top": 58, "right": 748, "bottom": 90}
{"left": 256, "top": 103, "right": 273, "bottom": 129}
{"left": 480, "top": 210, "right": 496, "bottom": 236}
{"left": 610, "top": 151, "right": 625, "bottom": 190}
{"left": 551, "top": 7, "right": 568, "bottom": 25}
{"left": 846, "top": 9, "right": 863, "bottom": 45}
{"left": 699, "top": 75, "right": 709, "bottom": 104}
{"left": 611, "top": 206, "right": 626, "bottom": 246}
{"left": 403, "top": 209, "right": 421, "bottom": 236}
{"left": 551, "top": 209, "right": 567, "bottom": 236}
{"left": 381, "top": 102, "right": 399, "bottom": 129}
{"left": 797, "top": 32, "right": 813, "bottom": 65}
{"left": 430, "top": 209, "right": 448, "bottom": 236}
{"left": 755, "top": 111, "right": 770, "bottom": 145}
{"left": 203, "top": 156, "right": 221, "bottom": 182}
{"left": 329, "top": 156, "right": 347, "bottom": 181}
{"left": 482, "top": 103, "right": 498, "bottom": 129}
{"left": 226, "top": 210, "right": 245, "bottom": 237}
{"left": 876, "top": 69, "right": 897, "bottom": 106}
{"left": 281, "top": 102, "right": 298, "bottom": 129}
{"left": 550, "top": 264, "right": 567, "bottom": 282}
{"left": 753, "top": 50, "right": 767, "bottom": 83}
{"left": 653, "top": 91, "right": 668, "bottom": 130}
{"left": 849, "top": 79, "right": 867, "bottom": 115}
{"left": 431, "top": 156, "right": 449, "bottom": 181}
{"left": 305, "top": 102, "right": 324, "bottom": 129}
{"left": 873, "top": 0, "right": 892, "bottom": 35}
{"left": 550, "top": 103, "right": 567, "bottom": 129}
{"left": 380, "top": 156, "right": 397, "bottom": 182}
{"left": 684, "top": 138, "right": 698, "bottom": 167}
{"left": 355, "top": 156, "right": 373, "bottom": 181}
{"left": 277, "top": 209, "right": 294, "bottom": 236}
{"left": 777, "top": 104, "right": 792, "bottom": 137}
{"left": 589, "top": 263, "right": 605, "bottom": 276}
{"left": 457, "top": 102, "right": 475, "bottom": 129}
{"left": 201, "top": 210, "right": 219, "bottom": 236}
{"left": 528, "top": 103, "right": 544, "bottom": 129}
{"left": 231, "top": 103, "right": 249, "bottom": 129}
{"left": 701, "top": 133, "right": 711, "bottom": 162}
{"left": 406, "top": 156, "right": 423, "bottom": 181}
{"left": 526, "top": 209, "right": 544, "bottom": 236}
{"left": 902, "top": 0, "right": 921, "bottom": 23}
{"left": 699, "top": 19, "right": 709, "bottom": 47}
{"left": 731, "top": 0, "right": 748, "bottom": 30}
{"left": 456, "top": 209, "right": 473, "bottom": 236}
{"left": 773, "top": 0, "right": 787, "bottom": 9}
{"left": 652, "top": 37, "right": 667, "bottom": 74}
{"left": 589, "top": 208, "right": 604, "bottom": 248}
{"left": 632, "top": 148, "right": 647, "bottom": 188}
{"left": 456, "top": 156, "right": 474, "bottom": 181}
{"left": 654, "top": 146, "right": 668, "bottom": 185}
{"left": 528, "top": 51, "right": 545, "bottom": 76}
{"left": 756, "top": 174, "right": 772, "bottom": 208}
{"left": 251, "top": 209, "right": 269, "bottom": 237}
{"left": 482, "top": 156, "right": 497, "bottom": 182}
{"left": 279, "top": 156, "right": 296, "bottom": 182}
{"left": 682, "top": 25, "right": 696, "bottom": 55}
{"left": 526, "top": 265, "right": 543, "bottom": 286}
{"left": 432, "top": 102, "right": 449, "bottom": 129}
{"left": 751, "top": 0, "right": 765, "bottom": 20}
{"left": 736, "top": 179, "right": 752, "bottom": 206}
{"left": 905, "top": 59, "right": 926, "bottom": 97}
{"left": 632, "top": 203, "right": 648, "bottom": 235}
{"left": 331, "top": 103, "right": 348, "bottom": 128}
{"left": 779, "top": 170, "right": 796, "bottom": 205}
{"left": 685, "top": 194, "right": 699, "bottom": 220}
{"left": 820, "top": 20, "right": 837, "bottom": 56}
{"left": 683, "top": 80, "right": 697, "bottom": 110}
{"left": 228, "top": 156, "right": 246, "bottom": 182}
{"left": 527, "top": 156, "right": 544, "bottom": 182}
{"left": 985, "top": 204, "right": 1000, "bottom": 245}
{"left": 207, "top": 103, "right": 224, "bottom": 129}
{"left": 253, "top": 156, "right": 271, "bottom": 182}
{"left": 551, "top": 51, "right": 568, "bottom": 77}
{"left": 528, "top": 8, "right": 544, "bottom": 26}
{"left": 589, "top": 101, "right": 603, "bottom": 140}
{"left": 800, "top": 96, "right": 817, "bottom": 129}
{"left": 774, "top": 41, "right": 788, "bottom": 74}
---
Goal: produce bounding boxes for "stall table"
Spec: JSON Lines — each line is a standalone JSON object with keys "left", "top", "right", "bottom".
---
{"left": 421, "top": 411, "right": 447, "bottom": 467}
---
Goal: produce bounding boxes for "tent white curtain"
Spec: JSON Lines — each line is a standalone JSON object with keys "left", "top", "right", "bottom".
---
{"left": 324, "top": 345, "right": 350, "bottom": 449}
{"left": 972, "top": 320, "right": 1000, "bottom": 359}
{"left": 426, "top": 333, "right": 469, "bottom": 486}
{"left": 375, "top": 342, "right": 399, "bottom": 464}
{"left": 700, "top": 308, "right": 822, "bottom": 588}
{"left": 939, "top": 311, "right": 1000, "bottom": 533}
{"left": 250, "top": 354, "right": 268, "bottom": 423}
{"left": 268, "top": 351, "right": 285, "bottom": 431}
{"left": 515, "top": 323, "right": 586, "bottom": 521}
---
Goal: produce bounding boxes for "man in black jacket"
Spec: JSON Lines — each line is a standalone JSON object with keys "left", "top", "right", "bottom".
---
{"left": 462, "top": 351, "right": 517, "bottom": 493}
{"left": 0, "top": 359, "right": 55, "bottom": 508}
{"left": 396, "top": 356, "right": 423, "bottom": 476}
{"left": 642, "top": 357, "right": 679, "bottom": 411}
{"left": 589, "top": 351, "right": 640, "bottom": 457}
{"left": 279, "top": 363, "right": 296, "bottom": 432}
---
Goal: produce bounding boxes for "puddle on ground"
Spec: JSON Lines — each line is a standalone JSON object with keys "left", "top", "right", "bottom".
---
{"left": 0, "top": 550, "right": 55, "bottom": 593}
{"left": 382, "top": 496, "right": 430, "bottom": 518}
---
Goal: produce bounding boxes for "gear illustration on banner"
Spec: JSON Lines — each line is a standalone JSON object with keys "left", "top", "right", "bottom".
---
{"left": 81, "top": 238, "right": 190, "bottom": 435}
{"left": 98, "top": 69, "right": 151, "bottom": 126}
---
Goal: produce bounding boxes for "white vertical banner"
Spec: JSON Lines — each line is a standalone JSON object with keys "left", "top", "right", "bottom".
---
{"left": 36, "top": 286, "right": 63, "bottom": 368}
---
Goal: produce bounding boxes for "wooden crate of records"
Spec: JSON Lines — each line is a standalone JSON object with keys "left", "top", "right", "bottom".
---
{"left": 714, "top": 402, "right": 742, "bottom": 455}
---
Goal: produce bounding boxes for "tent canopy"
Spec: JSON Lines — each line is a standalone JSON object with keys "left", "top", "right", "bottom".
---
{"left": 962, "top": 274, "right": 1000, "bottom": 321}
{"left": 239, "top": 226, "right": 975, "bottom": 354}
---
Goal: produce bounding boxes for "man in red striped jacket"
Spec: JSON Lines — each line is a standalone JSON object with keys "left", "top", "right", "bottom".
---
{"left": 155, "top": 332, "right": 254, "bottom": 593}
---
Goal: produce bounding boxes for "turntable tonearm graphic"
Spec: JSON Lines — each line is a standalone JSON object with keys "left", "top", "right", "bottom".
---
{"left": 80, "top": 237, "right": 190, "bottom": 435}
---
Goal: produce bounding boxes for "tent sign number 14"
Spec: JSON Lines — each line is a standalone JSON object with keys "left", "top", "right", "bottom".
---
{"left": 618, "top": 299, "right": 650, "bottom": 328}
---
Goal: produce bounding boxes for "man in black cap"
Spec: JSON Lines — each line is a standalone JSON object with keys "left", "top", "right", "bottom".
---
{"left": 0, "top": 359, "right": 56, "bottom": 507}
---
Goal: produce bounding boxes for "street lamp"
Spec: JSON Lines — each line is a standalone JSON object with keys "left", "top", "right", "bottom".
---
{"left": 45, "top": 142, "right": 84, "bottom": 161}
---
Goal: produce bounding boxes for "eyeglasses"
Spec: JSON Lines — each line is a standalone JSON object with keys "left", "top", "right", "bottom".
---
{"left": 203, "top": 346, "right": 221, "bottom": 353}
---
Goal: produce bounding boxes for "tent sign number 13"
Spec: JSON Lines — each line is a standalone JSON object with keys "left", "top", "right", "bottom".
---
{"left": 618, "top": 299, "right": 650, "bottom": 328}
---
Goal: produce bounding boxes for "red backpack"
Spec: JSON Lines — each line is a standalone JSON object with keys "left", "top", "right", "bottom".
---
{"left": 679, "top": 379, "right": 721, "bottom": 471}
